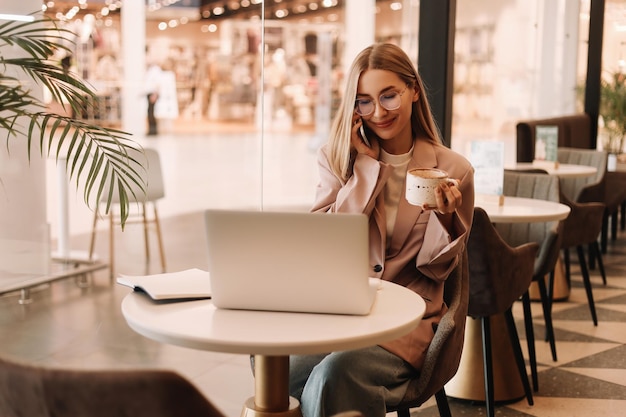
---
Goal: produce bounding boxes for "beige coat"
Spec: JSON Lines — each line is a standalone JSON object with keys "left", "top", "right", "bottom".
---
{"left": 312, "top": 139, "right": 475, "bottom": 370}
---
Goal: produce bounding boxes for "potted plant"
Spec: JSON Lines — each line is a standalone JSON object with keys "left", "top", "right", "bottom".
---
{"left": 600, "top": 71, "right": 626, "bottom": 156}
{"left": 0, "top": 14, "right": 144, "bottom": 226}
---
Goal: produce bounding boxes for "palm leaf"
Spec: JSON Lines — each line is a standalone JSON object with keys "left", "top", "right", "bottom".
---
{"left": 0, "top": 13, "right": 145, "bottom": 227}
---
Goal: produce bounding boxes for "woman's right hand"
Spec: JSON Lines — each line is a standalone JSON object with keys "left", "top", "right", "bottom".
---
{"left": 351, "top": 117, "right": 380, "bottom": 159}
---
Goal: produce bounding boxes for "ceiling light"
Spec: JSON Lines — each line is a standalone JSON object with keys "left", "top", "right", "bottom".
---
{"left": 0, "top": 13, "right": 35, "bottom": 22}
{"left": 275, "top": 9, "right": 289, "bottom": 18}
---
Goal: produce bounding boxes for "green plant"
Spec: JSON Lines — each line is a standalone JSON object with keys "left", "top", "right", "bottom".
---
{"left": 0, "top": 14, "right": 144, "bottom": 226}
{"left": 600, "top": 71, "right": 626, "bottom": 154}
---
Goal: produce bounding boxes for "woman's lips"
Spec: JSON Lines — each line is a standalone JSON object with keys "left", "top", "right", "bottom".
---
{"left": 372, "top": 118, "right": 395, "bottom": 129}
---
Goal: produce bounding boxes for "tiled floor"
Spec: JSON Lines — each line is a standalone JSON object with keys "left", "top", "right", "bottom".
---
{"left": 2, "top": 125, "right": 626, "bottom": 416}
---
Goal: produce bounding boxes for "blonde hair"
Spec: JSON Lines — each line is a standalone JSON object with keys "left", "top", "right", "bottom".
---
{"left": 327, "top": 43, "right": 442, "bottom": 181}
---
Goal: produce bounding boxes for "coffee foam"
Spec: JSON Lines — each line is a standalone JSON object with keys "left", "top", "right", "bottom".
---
{"left": 408, "top": 168, "right": 447, "bottom": 179}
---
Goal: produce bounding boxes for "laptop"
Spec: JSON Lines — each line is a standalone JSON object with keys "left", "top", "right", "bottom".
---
{"left": 204, "top": 209, "right": 378, "bottom": 315}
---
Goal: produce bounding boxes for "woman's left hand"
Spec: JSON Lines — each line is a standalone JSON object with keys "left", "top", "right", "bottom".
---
{"left": 424, "top": 180, "right": 462, "bottom": 215}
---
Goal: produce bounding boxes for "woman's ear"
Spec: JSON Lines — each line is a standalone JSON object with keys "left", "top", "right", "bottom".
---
{"left": 412, "top": 86, "right": 420, "bottom": 102}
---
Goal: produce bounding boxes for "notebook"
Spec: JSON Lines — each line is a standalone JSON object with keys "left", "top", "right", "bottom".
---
{"left": 116, "top": 268, "right": 212, "bottom": 301}
{"left": 204, "top": 209, "right": 378, "bottom": 315}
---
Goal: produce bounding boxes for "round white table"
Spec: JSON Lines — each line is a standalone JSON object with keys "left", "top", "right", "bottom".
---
{"left": 121, "top": 280, "right": 426, "bottom": 417}
{"left": 506, "top": 162, "right": 597, "bottom": 178}
{"left": 476, "top": 195, "right": 571, "bottom": 223}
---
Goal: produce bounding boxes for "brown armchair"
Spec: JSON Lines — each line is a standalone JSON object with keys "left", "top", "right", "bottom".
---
{"left": 0, "top": 356, "right": 223, "bottom": 417}
{"left": 0, "top": 356, "right": 364, "bottom": 417}
{"left": 496, "top": 171, "right": 563, "bottom": 391}
{"left": 465, "top": 207, "right": 538, "bottom": 417}
{"left": 559, "top": 193, "right": 603, "bottom": 325}
{"left": 387, "top": 250, "right": 469, "bottom": 417}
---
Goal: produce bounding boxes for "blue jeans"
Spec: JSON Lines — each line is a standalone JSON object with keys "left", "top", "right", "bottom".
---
{"left": 289, "top": 345, "right": 416, "bottom": 417}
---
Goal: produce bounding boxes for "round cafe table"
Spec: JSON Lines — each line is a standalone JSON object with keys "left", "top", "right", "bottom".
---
{"left": 121, "top": 280, "right": 425, "bottom": 417}
{"left": 506, "top": 162, "right": 597, "bottom": 178}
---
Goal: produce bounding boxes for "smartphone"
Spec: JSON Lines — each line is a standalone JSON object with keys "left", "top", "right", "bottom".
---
{"left": 358, "top": 122, "right": 371, "bottom": 148}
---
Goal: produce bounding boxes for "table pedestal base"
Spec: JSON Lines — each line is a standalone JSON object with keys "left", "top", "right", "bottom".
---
{"left": 446, "top": 315, "right": 525, "bottom": 403}
{"left": 241, "top": 397, "right": 302, "bottom": 417}
{"left": 244, "top": 355, "right": 303, "bottom": 417}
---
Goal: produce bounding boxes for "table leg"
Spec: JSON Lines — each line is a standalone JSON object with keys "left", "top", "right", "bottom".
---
{"left": 241, "top": 355, "right": 302, "bottom": 417}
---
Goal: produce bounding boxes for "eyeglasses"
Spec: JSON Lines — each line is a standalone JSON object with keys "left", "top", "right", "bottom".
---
{"left": 354, "top": 86, "right": 408, "bottom": 116}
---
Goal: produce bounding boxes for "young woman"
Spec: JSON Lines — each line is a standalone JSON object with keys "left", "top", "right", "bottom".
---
{"left": 289, "top": 43, "right": 475, "bottom": 417}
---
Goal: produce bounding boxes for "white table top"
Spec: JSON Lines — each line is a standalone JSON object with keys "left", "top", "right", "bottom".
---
{"left": 476, "top": 195, "right": 571, "bottom": 223}
{"left": 506, "top": 162, "right": 597, "bottom": 178}
{"left": 121, "top": 280, "right": 426, "bottom": 356}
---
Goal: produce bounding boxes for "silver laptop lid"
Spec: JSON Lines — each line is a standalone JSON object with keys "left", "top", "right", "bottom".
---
{"left": 204, "top": 209, "right": 374, "bottom": 315}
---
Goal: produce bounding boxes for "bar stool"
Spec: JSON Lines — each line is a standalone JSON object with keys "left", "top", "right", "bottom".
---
{"left": 88, "top": 147, "right": 166, "bottom": 280}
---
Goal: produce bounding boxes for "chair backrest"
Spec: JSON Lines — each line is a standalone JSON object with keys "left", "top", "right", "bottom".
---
{"left": 0, "top": 356, "right": 224, "bottom": 417}
{"left": 103, "top": 147, "right": 165, "bottom": 204}
{"left": 390, "top": 249, "right": 469, "bottom": 409}
{"left": 557, "top": 147, "right": 607, "bottom": 203}
{"left": 516, "top": 114, "right": 592, "bottom": 162}
{"left": 496, "top": 171, "right": 563, "bottom": 278}
{"left": 467, "top": 207, "right": 538, "bottom": 317}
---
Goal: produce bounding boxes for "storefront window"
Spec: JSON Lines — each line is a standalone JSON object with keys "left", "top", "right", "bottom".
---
{"left": 41, "top": 0, "right": 609, "bottom": 226}
{"left": 451, "top": 0, "right": 587, "bottom": 163}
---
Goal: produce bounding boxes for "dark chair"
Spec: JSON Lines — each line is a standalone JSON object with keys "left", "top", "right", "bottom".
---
{"left": 557, "top": 147, "right": 607, "bottom": 324}
{"left": 496, "top": 171, "right": 563, "bottom": 391}
{"left": 387, "top": 250, "right": 469, "bottom": 417}
{"left": 558, "top": 193, "right": 603, "bottom": 326}
{"left": 466, "top": 207, "right": 538, "bottom": 417}
{"left": 603, "top": 170, "right": 626, "bottom": 250}
{"left": 0, "top": 356, "right": 364, "bottom": 417}
{"left": 0, "top": 356, "right": 224, "bottom": 417}
{"left": 557, "top": 147, "right": 619, "bottom": 256}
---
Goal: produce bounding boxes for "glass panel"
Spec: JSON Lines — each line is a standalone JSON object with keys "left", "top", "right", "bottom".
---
{"left": 597, "top": 0, "right": 626, "bottom": 153}
{"left": 452, "top": 0, "right": 585, "bottom": 164}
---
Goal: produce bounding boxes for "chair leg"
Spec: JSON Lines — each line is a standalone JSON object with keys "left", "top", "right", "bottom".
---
{"left": 435, "top": 387, "right": 452, "bottom": 417}
{"left": 536, "top": 278, "right": 557, "bottom": 362}
{"left": 576, "top": 245, "right": 598, "bottom": 326}
{"left": 563, "top": 248, "right": 571, "bottom": 287}
{"left": 480, "top": 316, "right": 495, "bottom": 417}
{"left": 521, "top": 292, "right": 538, "bottom": 392}
{"left": 142, "top": 202, "right": 150, "bottom": 264}
{"left": 601, "top": 211, "right": 609, "bottom": 254}
{"left": 153, "top": 204, "right": 166, "bottom": 272}
{"left": 588, "top": 242, "right": 596, "bottom": 270}
{"left": 546, "top": 270, "right": 556, "bottom": 341}
{"left": 504, "top": 308, "right": 534, "bottom": 407}
{"left": 591, "top": 241, "right": 607, "bottom": 285}
{"left": 395, "top": 409, "right": 410, "bottom": 417}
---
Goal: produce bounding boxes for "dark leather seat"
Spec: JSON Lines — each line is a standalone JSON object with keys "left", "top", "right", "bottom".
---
{"left": 495, "top": 171, "right": 563, "bottom": 391}
{"left": 557, "top": 146, "right": 609, "bottom": 326}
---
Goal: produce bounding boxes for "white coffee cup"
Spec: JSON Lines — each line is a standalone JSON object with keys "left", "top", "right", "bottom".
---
{"left": 405, "top": 168, "right": 459, "bottom": 207}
